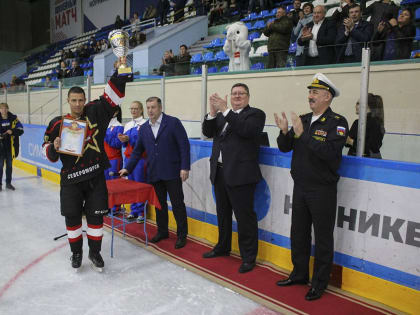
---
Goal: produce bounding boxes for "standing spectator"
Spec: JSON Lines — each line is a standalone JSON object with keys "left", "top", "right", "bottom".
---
{"left": 291, "top": 3, "right": 313, "bottom": 67}
{"left": 119, "top": 97, "right": 191, "bottom": 250}
{"left": 336, "top": 4, "right": 373, "bottom": 63}
{"left": 0, "top": 102, "right": 24, "bottom": 191}
{"left": 42, "top": 60, "right": 132, "bottom": 271}
{"left": 331, "top": 0, "right": 355, "bottom": 26}
{"left": 346, "top": 93, "right": 385, "bottom": 158}
{"left": 143, "top": 5, "right": 157, "bottom": 20}
{"left": 201, "top": 83, "right": 266, "bottom": 274}
{"left": 172, "top": 44, "right": 192, "bottom": 75}
{"left": 100, "top": 39, "right": 108, "bottom": 52}
{"left": 360, "top": 0, "right": 399, "bottom": 31}
{"left": 263, "top": 7, "right": 293, "bottom": 68}
{"left": 68, "top": 60, "right": 84, "bottom": 77}
{"left": 195, "top": 0, "right": 208, "bottom": 16}
{"left": 157, "top": 0, "right": 170, "bottom": 25}
{"left": 118, "top": 101, "right": 147, "bottom": 222}
{"left": 297, "top": 5, "right": 337, "bottom": 66}
{"left": 57, "top": 61, "right": 70, "bottom": 79}
{"left": 159, "top": 50, "right": 175, "bottom": 76}
{"left": 275, "top": 73, "right": 348, "bottom": 301}
{"left": 208, "top": 0, "right": 228, "bottom": 26}
{"left": 171, "top": 0, "right": 186, "bottom": 23}
{"left": 371, "top": 9, "right": 416, "bottom": 61}
{"left": 130, "top": 12, "right": 141, "bottom": 33}
{"left": 114, "top": 15, "right": 124, "bottom": 29}
{"left": 288, "top": 0, "right": 302, "bottom": 27}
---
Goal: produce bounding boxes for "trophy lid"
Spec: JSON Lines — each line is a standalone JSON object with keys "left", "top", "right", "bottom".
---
{"left": 108, "top": 29, "right": 130, "bottom": 58}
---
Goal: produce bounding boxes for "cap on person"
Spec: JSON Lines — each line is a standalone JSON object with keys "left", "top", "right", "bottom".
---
{"left": 307, "top": 73, "right": 340, "bottom": 98}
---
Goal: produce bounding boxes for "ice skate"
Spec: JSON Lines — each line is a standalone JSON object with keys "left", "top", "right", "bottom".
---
{"left": 88, "top": 250, "right": 104, "bottom": 273}
{"left": 70, "top": 251, "right": 83, "bottom": 272}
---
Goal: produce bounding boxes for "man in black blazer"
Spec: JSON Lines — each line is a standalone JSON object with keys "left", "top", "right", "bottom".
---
{"left": 336, "top": 4, "right": 373, "bottom": 63}
{"left": 297, "top": 5, "right": 336, "bottom": 66}
{"left": 202, "top": 83, "right": 266, "bottom": 274}
{"left": 69, "top": 60, "right": 84, "bottom": 77}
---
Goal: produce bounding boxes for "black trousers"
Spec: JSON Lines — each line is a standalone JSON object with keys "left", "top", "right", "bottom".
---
{"left": 152, "top": 178, "right": 188, "bottom": 238}
{"left": 0, "top": 148, "right": 12, "bottom": 185}
{"left": 268, "top": 51, "right": 287, "bottom": 68}
{"left": 213, "top": 164, "right": 258, "bottom": 263}
{"left": 289, "top": 183, "right": 337, "bottom": 290}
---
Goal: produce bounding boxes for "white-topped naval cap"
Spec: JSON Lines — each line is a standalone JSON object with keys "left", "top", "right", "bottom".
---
{"left": 307, "top": 73, "right": 340, "bottom": 98}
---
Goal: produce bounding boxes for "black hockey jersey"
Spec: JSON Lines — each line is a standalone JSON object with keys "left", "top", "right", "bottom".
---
{"left": 42, "top": 74, "right": 131, "bottom": 186}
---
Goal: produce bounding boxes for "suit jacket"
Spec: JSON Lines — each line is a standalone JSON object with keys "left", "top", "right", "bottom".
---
{"left": 297, "top": 18, "right": 337, "bottom": 65}
{"left": 126, "top": 113, "right": 190, "bottom": 183}
{"left": 202, "top": 105, "right": 266, "bottom": 187}
{"left": 69, "top": 66, "right": 84, "bottom": 77}
{"left": 336, "top": 20, "right": 373, "bottom": 63}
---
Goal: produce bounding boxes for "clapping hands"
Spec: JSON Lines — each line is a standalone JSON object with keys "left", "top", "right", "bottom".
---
{"left": 209, "top": 93, "right": 228, "bottom": 116}
{"left": 274, "top": 112, "right": 304, "bottom": 137}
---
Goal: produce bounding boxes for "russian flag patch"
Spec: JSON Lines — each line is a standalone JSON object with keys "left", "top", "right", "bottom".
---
{"left": 337, "top": 126, "right": 346, "bottom": 136}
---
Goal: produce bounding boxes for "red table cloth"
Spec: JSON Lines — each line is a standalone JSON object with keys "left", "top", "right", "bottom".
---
{"left": 106, "top": 178, "right": 161, "bottom": 209}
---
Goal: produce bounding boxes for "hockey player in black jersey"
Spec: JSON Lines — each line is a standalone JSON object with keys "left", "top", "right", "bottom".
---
{"left": 43, "top": 58, "right": 132, "bottom": 272}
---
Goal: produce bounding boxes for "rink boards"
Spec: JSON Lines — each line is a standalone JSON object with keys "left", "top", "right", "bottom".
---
{"left": 16, "top": 125, "right": 420, "bottom": 314}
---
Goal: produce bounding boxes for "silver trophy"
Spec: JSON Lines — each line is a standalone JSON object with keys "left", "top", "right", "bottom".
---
{"left": 108, "top": 29, "right": 132, "bottom": 74}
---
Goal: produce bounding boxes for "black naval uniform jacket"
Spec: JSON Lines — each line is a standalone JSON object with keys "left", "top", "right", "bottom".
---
{"left": 277, "top": 107, "right": 348, "bottom": 188}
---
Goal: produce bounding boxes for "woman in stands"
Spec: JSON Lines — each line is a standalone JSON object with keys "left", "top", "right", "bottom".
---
{"left": 346, "top": 93, "right": 385, "bottom": 158}
{"left": 57, "top": 61, "right": 69, "bottom": 79}
{"left": 371, "top": 9, "right": 416, "bottom": 61}
{"left": 290, "top": 2, "right": 313, "bottom": 67}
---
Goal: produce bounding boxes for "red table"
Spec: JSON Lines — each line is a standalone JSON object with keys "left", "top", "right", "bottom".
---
{"left": 106, "top": 178, "right": 161, "bottom": 257}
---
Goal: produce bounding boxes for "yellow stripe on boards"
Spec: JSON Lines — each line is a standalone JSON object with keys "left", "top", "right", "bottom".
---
{"left": 13, "top": 160, "right": 37, "bottom": 176}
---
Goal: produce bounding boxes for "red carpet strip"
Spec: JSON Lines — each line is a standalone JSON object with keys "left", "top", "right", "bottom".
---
{"left": 104, "top": 217, "right": 398, "bottom": 315}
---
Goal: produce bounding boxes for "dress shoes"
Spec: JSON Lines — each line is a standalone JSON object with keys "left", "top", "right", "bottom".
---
{"left": 6, "top": 184, "right": 15, "bottom": 191}
{"left": 175, "top": 237, "right": 187, "bottom": 249}
{"left": 305, "top": 288, "right": 324, "bottom": 301}
{"left": 238, "top": 262, "right": 256, "bottom": 273}
{"left": 276, "top": 277, "right": 308, "bottom": 286}
{"left": 150, "top": 233, "right": 169, "bottom": 243}
{"left": 202, "top": 250, "right": 230, "bottom": 258}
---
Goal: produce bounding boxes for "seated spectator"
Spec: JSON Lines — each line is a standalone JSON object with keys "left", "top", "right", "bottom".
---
{"left": 263, "top": 7, "right": 293, "bottom": 68}
{"left": 100, "top": 39, "right": 108, "bottom": 52}
{"left": 336, "top": 4, "right": 373, "bottom": 63}
{"left": 291, "top": 3, "right": 313, "bottom": 66}
{"left": 44, "top": 75, "right": 53, "bottom": 88}
{"left": 172, "top": 44, "right": 191, "bottom": 75}
{"left": 68, "top": 60, "right": 84, "bottom": 77}
{"left": 57, "top": 61, "right": 70, "bottom": 79}
{"left": 371, "top": 9, "right": 415, "bottom": 61}
{"left": 331, "top": 0, "right": 355, "bottom": 26}
{"left": 89, "top": 36, "right": 97, "bottom": 48}
{"left": 208, "top": 0, "right": 228, "bottom": 26}
{"left": 346, "top": 93, "right": 385, "bottom": 158}
{"left": 114, "top": 15, "right": 124, "bottom": 29}
{"left": 78, "top": 44, "right": 92, "bottom": 59}
{"left": 157, "top": 0, "right": 170, "bottom": 25}
{"left": 288, "top": 0, "right": 302, "bottom": 27}
{"left": 159, "top": 50, "right": 175, "bottom": 76}
{"left": 94, "top": 41, "right": 102, "bottom": 54}
{"left": 63, "top": 49, "right": 74, "bottom": 62}
{"left": 297, "top": 5, "right": 336, "bottom": 66}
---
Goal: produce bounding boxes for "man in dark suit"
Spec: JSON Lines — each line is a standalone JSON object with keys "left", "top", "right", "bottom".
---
{"left": 297, "top": 5, "right": 336, "bottom": 66}
{"left": 69, "top": 60, "right": 84, "bottom": 77}
{"left": 201, "top": 83, "right": 266, "bottom": 274}
{"left": 336, "top": 4, "right": 373, "bottom": 63}
{"left": 119, "top": 97, "right": 190, "bottom": 249}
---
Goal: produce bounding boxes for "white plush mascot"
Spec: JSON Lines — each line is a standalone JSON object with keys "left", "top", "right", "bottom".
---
{"left": 223, "top": 22, "right": 251, "bottom": 71}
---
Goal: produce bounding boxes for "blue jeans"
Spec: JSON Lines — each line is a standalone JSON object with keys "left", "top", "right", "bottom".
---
{"left": 0, "top": 150, "right": 12, "bottom": 185}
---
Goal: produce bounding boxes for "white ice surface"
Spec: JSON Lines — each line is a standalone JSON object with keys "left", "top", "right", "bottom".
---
{"left": 0, "top": 169, "right": 280, "bottom": 315}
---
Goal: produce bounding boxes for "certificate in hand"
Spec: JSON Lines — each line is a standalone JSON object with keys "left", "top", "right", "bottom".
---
{"left": 57, "top": 118, "right": 87, "bottom": 157}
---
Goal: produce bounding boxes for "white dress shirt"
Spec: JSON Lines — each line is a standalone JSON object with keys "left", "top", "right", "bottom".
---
{"left": 149, "top": 113, "right": 163, "bottom": 138}
{"left": 123, "top": 116, "right": 147, "bottom": 134}
{"left": 207, "top": 107, "right": 244, "bottom": 162}
{"left": 308, "top": 19, "right": 324, "bottom": 57}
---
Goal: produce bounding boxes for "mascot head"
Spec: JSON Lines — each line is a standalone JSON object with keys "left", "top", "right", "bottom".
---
{"left": 226, "top": 22, "right": 249, "bottom": 45}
